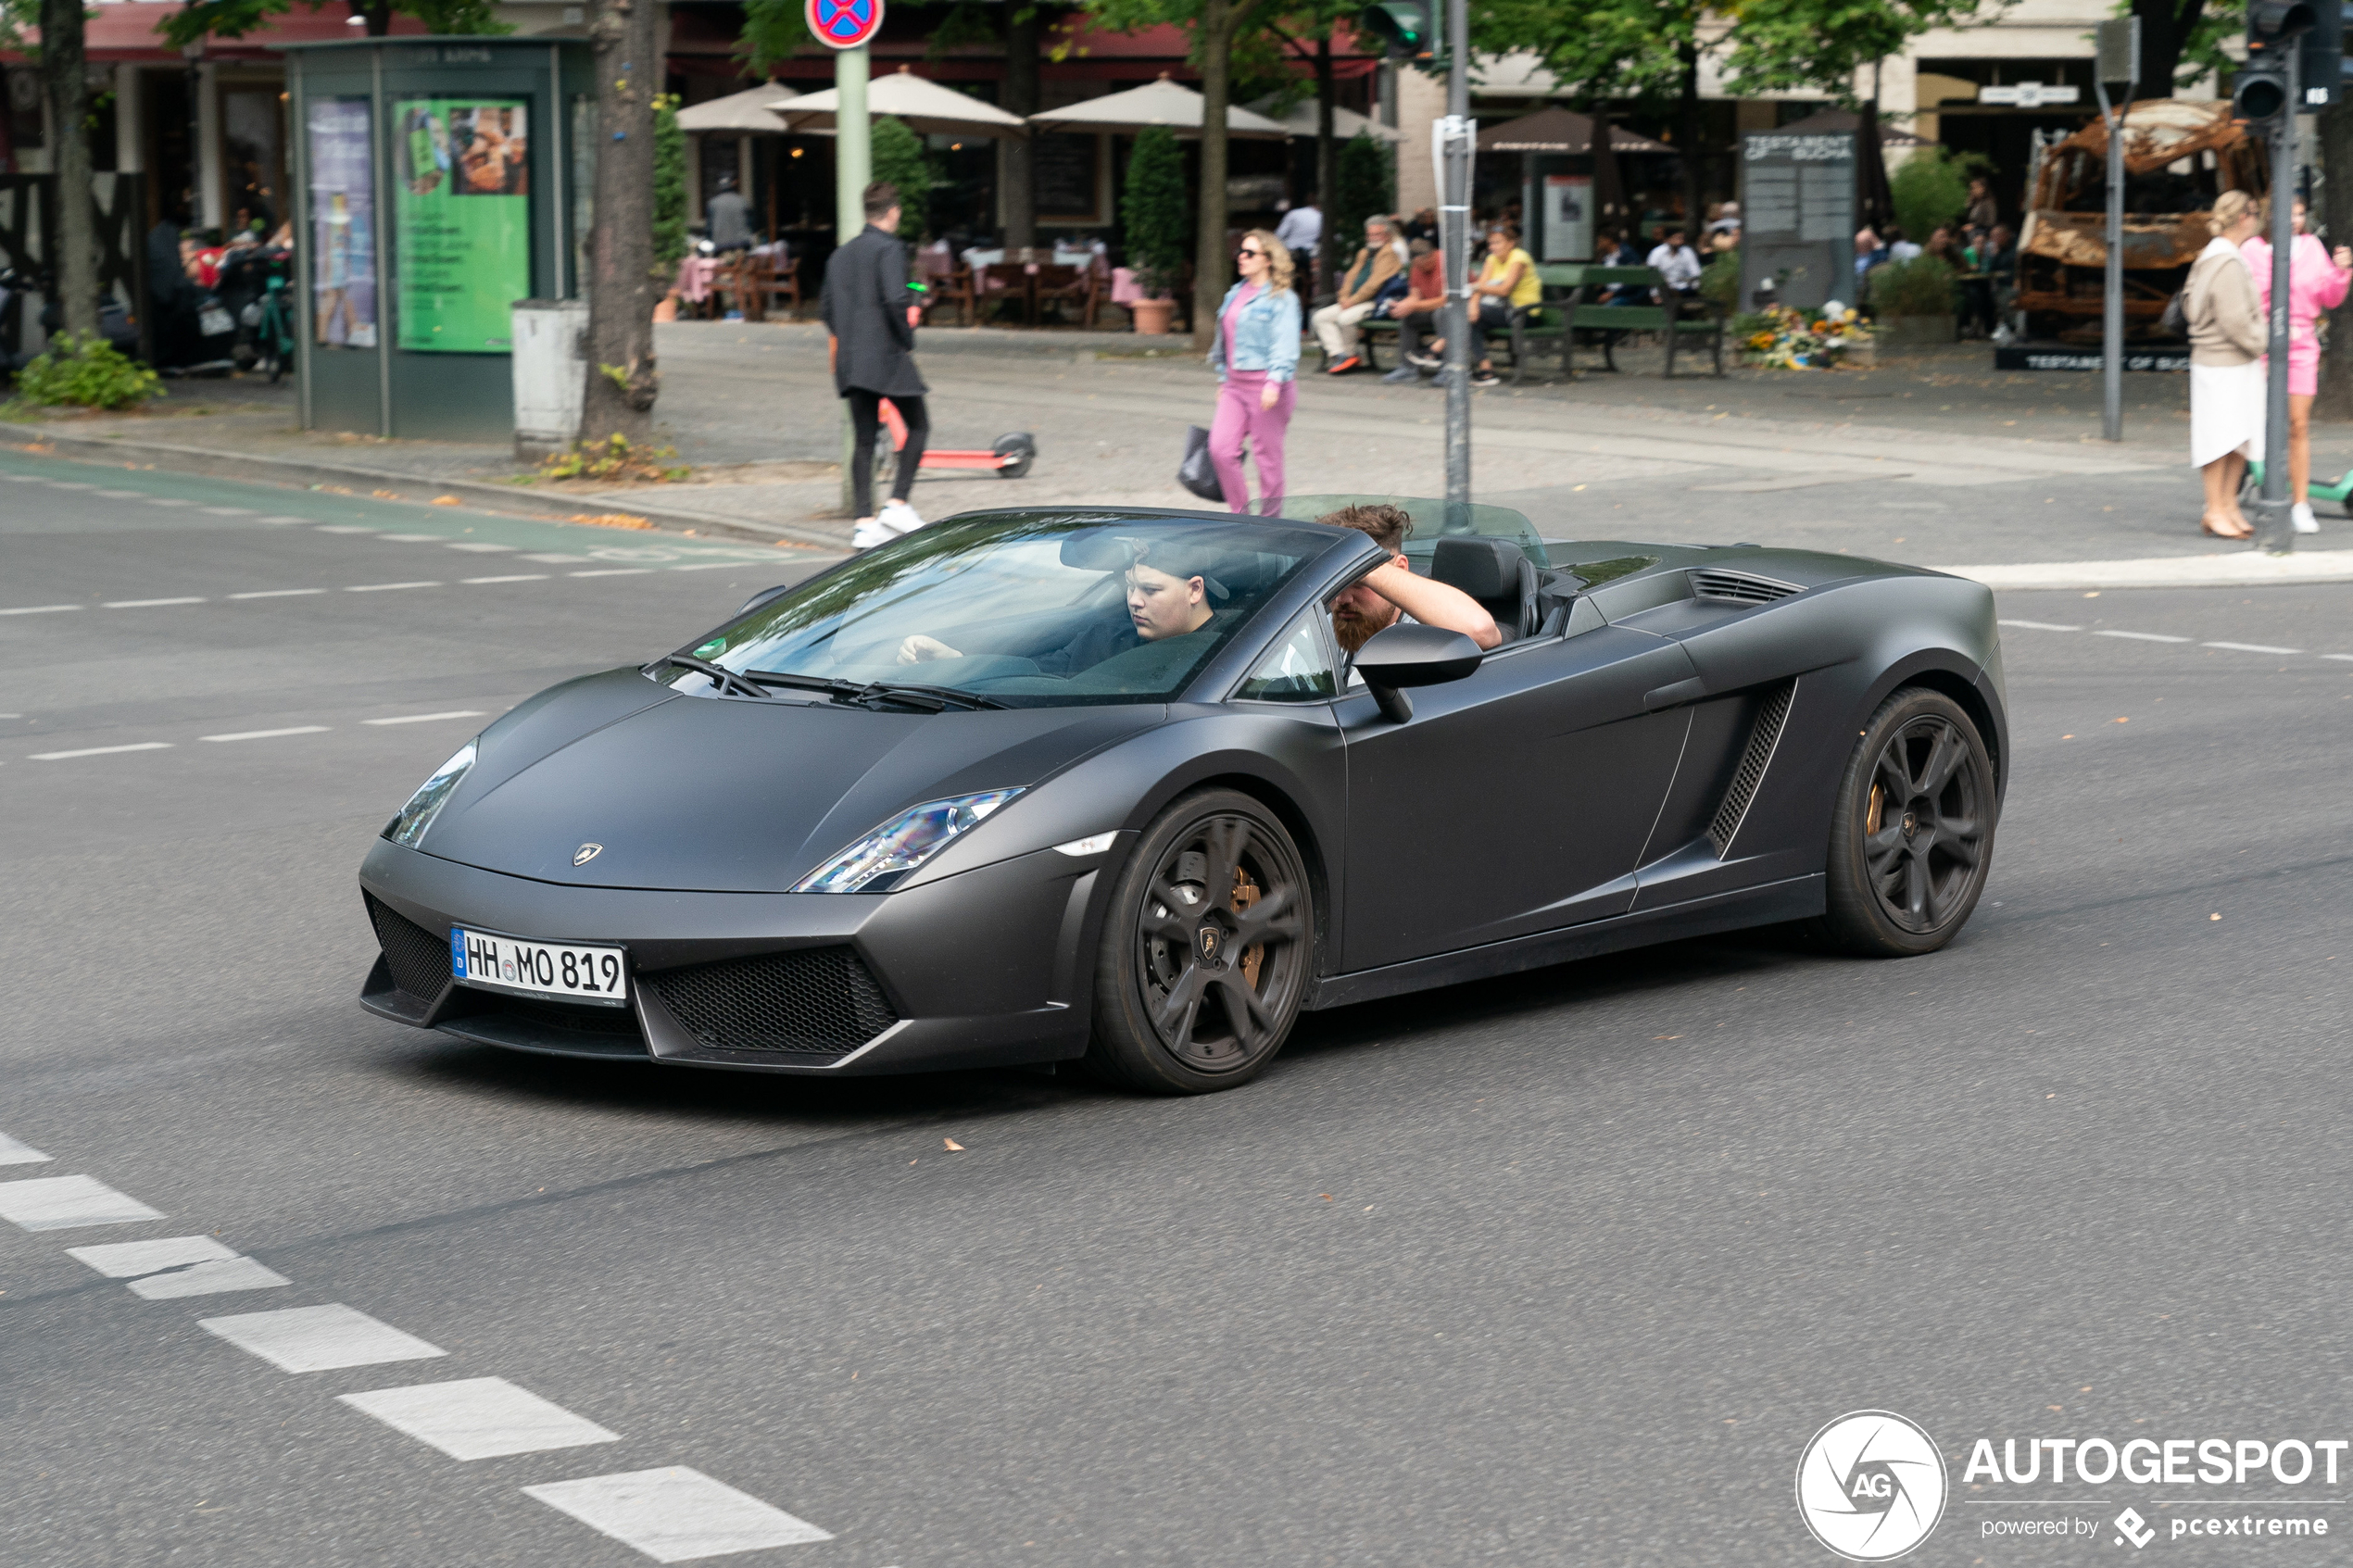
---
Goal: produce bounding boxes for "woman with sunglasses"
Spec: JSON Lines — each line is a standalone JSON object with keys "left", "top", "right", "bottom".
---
{"left": 1204, "top": 230, "right": 1302, "bottom": 514}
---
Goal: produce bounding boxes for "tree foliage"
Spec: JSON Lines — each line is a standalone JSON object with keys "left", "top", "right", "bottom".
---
{"left": 1718, "top": 0, "right": 2003, "bottom": 100}
{"left": 1333, "top": 132, "right": 1393, "bottom": 244}
{"left": 868, "top": 114, "right": 936, "bottom": 239}
{"left": 1122, "top": 123, "right": 1189, "bottom": 293}
{"left": 653, "top": 94, "right": 689, "bottom": 270}
{"left": 1889, "top": 144, "right": 1989, "bottom": 241}
{"left": 158, "top": 0, "right": 504, "bottom": 45}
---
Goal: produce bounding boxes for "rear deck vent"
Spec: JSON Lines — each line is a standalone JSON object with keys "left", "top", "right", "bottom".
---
{"left": 1708, "top": 680, "right": 1797, "bottom": 857}
{"left": 646, "top": 947, "right": 899, "bottom": 1058}
{"left": 367, "top": 895, "right": 453, "bottom": 1004}
{"left": 1690, "top": 569, "right": 1803, "bottom": 606}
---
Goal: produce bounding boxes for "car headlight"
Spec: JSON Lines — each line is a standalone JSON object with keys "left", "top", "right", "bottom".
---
{"left": 384, "top": 740, "right": 477, "bottom": 847}
{"left": 794, "top": 789, "right": 1023, "bottom": 893}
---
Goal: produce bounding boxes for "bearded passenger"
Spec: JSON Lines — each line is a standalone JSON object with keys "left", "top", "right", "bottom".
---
{"left": 1317, "top": 503, "right": 1501, "bottom": 654}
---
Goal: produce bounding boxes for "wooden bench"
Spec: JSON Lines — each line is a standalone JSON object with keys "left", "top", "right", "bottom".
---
{"left": 1557, "top": 263, "right": 1727, "bottom": 379}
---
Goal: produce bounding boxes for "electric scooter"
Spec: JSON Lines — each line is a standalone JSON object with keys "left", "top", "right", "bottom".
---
{"left": 875, "top": 396, "right": 1036, "bottom": 485}
{"left": 2242, "top": 458, "right": 2352, "bottom": 512}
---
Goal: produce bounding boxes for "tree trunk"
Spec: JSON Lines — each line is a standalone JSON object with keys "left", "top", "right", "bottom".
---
{"left": 1315, "top": 32, "right": 1337, "bottom": 297}
{"left": 2130, "top": 0, "right": 2199, "bottom": 99}
{"left": 349, "top": 0, "right": 393, "bottom": 36}
{"left": 1001, "top": 5, "right": 1038, "bottom": 248}
{"left": 40, "top": 0, "right": 99, "bottom": 338}
{"left": 1676, "top": 40, "right": 1702, "bottom": 244}
{"left": 2318, "top": 99, "right": 2353, "bottom": 421}
{"left": 582, "top": 0, "right": 661, "bottom": 445}
{"left": 1856, "top": 60, "right": 1894, "bottom": 232}
{"left": 1192, "top": 0, "right": 1236, "bottom": 354}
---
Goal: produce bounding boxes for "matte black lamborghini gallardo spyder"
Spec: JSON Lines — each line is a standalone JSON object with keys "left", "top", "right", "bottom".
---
{"left": 358, "top": 495, "right": 2007, "bottom": 1094}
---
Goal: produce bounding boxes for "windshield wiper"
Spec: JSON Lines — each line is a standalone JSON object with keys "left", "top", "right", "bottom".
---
{"left": 645, "top": 652, "right": 773, "bottom": 700}
{"left": 743, "top": 671, "right": 1008, "bottom": 712}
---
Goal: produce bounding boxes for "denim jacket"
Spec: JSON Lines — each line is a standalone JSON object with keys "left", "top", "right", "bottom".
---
{"left": 1205, "top": 282, "right": 1301, "bottom": 383}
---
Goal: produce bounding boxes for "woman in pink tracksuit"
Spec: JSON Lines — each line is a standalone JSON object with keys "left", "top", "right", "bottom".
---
{"left": 2240, "top": 197, "right": 2352, "bottom": 534}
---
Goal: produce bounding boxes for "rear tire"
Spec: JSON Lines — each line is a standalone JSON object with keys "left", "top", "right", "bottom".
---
{"left": 1812, "top": 687, "right": 1997, "bottom": 957}
{"left": 1085, "top": 790, "right": 1313, "bottom": 1094}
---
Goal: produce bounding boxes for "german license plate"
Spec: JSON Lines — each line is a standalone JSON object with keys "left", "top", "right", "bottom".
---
{"left": 450, "top": 927, "right": 628, "bottom": 1005}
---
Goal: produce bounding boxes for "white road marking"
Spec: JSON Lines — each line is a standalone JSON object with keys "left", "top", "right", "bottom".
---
{"left": 522, "top": 553, "right": 590, "bottom": 563}
{"left": 314, "top": 525, "right": 376, "bottom": 534}
{"left": 0, "top": 1132, "right": 54, "bottom": 1164}
{"left": 572, "top": 569, "right": 654, "bottom": 578}
{"left": 341, "top": 1377, "right": 622, "bottom": 1461}
{"left": 103, "top": 596, "right": 207, "bottom": 608}
{"left": 1998, "top": 619, "right": 2081, "bottom": 632}
{"left": 94, "top": 489, "right": 146, "bottom": 499}
{"left": 377, "top": 533, "right": 446, "bottom": 543}
{"left": 345, "top": 582, "right": 442, "bottom": 592}
{"left": 203, "top": 725, "right": 332, "bottom": 743}
{"left": 146, "top": 497, "right": 195, "bottom": 507}
{"left": 198, "top": 1303, "right": 446, "bottom": 1373}
{"left": 0, "top": 605, "right": 82, "bottom": 616}
{"left": 201, "top": 507, "right": 258, "bottom": 517}
{"left": 230, "top": 588, "right": 328, "bottom": 599}
{"left": 0, "top": 1174, "right": 165, "bottom": 1231}
{"left": 2204, "top": 640, "right": 2301, "bottom": 655}
{"left": 2095, "top": 630, "right": 2192, "bottom": 643}
{"left": 69, "top": 1235, "right": 239, "bottom": 1275}
{"left": 2329, "top": 653, "right": 2353, "bottom": 662}
{"left": 49, "top": 482, "right": 96, "bottom": 490}
{"left": 522, "top": 1467, "right": 833, "bottom": 1561}
{"left": 446, "top": 542, "right": 517, "bottom": 553}
{"left": 129, "top": 1257, "right": 293, "bottom": 1298}
{"left": 462, "top": 573, "right": 547, "bottom": 583}
{"left": 31, "top": 742, "right": 174, "bottom": 760}
{"left": 258, "top": 516, "right": 311, "bottom": 524}
{"left": 363, "top": 710, "right": 485, "bottom": 726}
{"left": 669, "top": 561, "right": 747, "bottom": 572}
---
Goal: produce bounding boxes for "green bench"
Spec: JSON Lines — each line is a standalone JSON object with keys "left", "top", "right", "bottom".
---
{"left": 1349, "top": 261, "right": 1726, "bottom": 382}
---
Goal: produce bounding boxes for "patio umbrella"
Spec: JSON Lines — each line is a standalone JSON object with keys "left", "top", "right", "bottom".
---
{"left": 676, "top": 84, "right": 800, "bottom": 133}
{"left": 1028, "top": 76, "right": 1290, "bottom": 140}
{"left": 774, "top": 67, "right": 1029, "bottom": 138}
{"left": 1473, "top": 106, "right": 1669, "bottom": 156}
{"left": 1252, "top": 98, "right": 1403, "bottom": 144}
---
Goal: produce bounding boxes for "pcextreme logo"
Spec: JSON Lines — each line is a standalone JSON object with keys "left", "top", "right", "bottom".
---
{"left": 1796, "top": 1411, "right": 1950, "bottom": 1562}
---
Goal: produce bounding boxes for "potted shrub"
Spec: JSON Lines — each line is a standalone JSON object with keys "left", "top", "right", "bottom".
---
{"left": 1868, "top": 255, "right": 1958, "bottom": 345}
{"left": 1122, "top": 125, "right": 1188, "bottom": 334}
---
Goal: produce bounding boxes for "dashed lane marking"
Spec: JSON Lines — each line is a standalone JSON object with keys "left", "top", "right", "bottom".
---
{"left": 2095, "top": 629, "right": 2192, "bottom": 643}
{"left": 31, "top": 742, "right": 174, "bottom": 760}
{"left": 202, "top": 726, "right": 332, "bottom": 743}
{"left": 463, "top": 573, "right": 548, "bottom": 583}
{"left": 1998, "top": 619, "right": 2082, "bottom": 632}
{"left": 0, "top": 1173, "right": 165, "bottom": 1230}
{"left": 345, "top": 581, "right": 443, "bottom": 592}
{"left": 69, "top": 1236, "right": 292, "bottom": 1298}
{"left": 201, "top": 507, "right": 258, "bottom": 517}
{"left": 446, "top": 542, "right": 518, "bottom": 553}
{"left": 522, "top": 553, "right": 590, "bottom": 562}
{"left": 670, "top": 560, "right": 746, "bottom": 571}
{"left": 522, "top": 1467, "right": 835, "bottom": 1562}
{"left": 0, "top": 1132, "right": 54, "bottom": 1164}
{"left": 2204, "top": 640, "right": 2301, "bottom": 655}
{"left": 572, "top": 568, "right": 654, "bottom": 578}
{"left": 199, "top": 1303, "right": 447, "bottom": 1373}
{"left": 340, "top": 1376, "right": 622, "bottom": 1461}
{"left": 377, "top": 533, "right": 446, "bottom": 543}
{"left": 258, "top": 516, "right": 311, "bottom": 525}
{"left": 1, "top": 604, "right": 82, "bottom": 616}
{"left": 102, "top": 596, "right": 207, "bottom": 608}
{"left": 229, "top": 588, "right": 328, "bottom": 599}
{"left": 144, "top": 497, "right": 194, "bottom": 507}
{"left": 362, "top": 710, "right": 485, "bottom": 726}
{"left": 315, "top": 525, "right": 377, "bottom": 534}
{"left": 93, "top": 489, "right": 146, "bottom": 499}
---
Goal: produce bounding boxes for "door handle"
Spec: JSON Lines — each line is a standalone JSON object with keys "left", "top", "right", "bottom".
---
{"left": 1642, "top": 677, "right": 1706, "bottom": 709}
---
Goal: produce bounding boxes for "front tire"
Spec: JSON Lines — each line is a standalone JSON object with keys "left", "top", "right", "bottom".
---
{"left": 1814, "top": 687, "right": 1997, "bottom": 956}
{"left": 1086, "top": 790, "right": 1313, "bottom": 1094}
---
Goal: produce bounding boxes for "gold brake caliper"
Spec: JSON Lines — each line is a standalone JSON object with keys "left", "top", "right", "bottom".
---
{"left": 1232, "top": 866, "right": 1264, "bottom": 989}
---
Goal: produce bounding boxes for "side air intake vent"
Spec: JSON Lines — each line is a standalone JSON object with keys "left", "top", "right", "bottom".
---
{"left": 1690, "top": 569, "right": 1803, "bottom": 606}
{"left": 1708, "top": 681, "right": 1797, "bottom": 857}
{"left": 367, "top": 894, "right": 453, "bottom": 1003}
{"left": 645, "top": 947, "right": 899, "bottom": 1058}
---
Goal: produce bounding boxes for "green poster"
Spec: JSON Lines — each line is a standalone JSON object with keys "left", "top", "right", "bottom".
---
{"left": 393, "top": 98, "right": 531, "bottom": 352}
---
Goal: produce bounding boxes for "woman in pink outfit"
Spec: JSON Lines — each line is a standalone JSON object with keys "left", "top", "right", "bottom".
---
{"left": 1205, "top": 230, "right": 1302, "bottom": 515}
{"left": 2240, "top": 197, "right": 2352, "bottom": 533}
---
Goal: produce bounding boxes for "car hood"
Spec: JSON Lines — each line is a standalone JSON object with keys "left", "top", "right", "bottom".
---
{"left": 419, "top": 669, "right": 1163, "bottom": 892}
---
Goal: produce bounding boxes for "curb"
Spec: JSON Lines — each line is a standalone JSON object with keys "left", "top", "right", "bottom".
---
{"left": 1933, "top": 548, "right": 2353, "bottom": 591}
{"left": 0, "top": 423, "right": 852, "bottom": 553}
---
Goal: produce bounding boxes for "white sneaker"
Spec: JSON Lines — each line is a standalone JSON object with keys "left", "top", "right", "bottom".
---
{"left": 2292, "top": 501, "right": 2321, "bottom": 533}
{"left": 850, "top": 517, "right": 889, "bottom": 550}
{"left": 878, "top": 498, "right": 925, "bottom": 534}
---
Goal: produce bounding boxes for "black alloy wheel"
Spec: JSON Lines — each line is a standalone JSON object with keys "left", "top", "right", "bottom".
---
{"left": 1088, "top": 789, "right": 1314, "bottom": 1094}
{"left": 1815, "top": 687, "right": 1997, "bottom": 957}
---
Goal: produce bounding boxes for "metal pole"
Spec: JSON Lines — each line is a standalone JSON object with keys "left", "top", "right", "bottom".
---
{"left": 837, "top": 44, "right": 872, "bottom": 517}
{"left": 2251, "top": 50, "right": 2301, "bottom": 554}
{"left": 1440, "top": 0, "right": 1471, "bottom": 518}
{"left": 2098, "top": 80, "right": 2124, "bottom": 441}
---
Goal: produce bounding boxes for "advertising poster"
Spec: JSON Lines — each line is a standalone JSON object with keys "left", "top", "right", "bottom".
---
{"left": 392, "top": 98, "right": 530, "bottom": 352}
{"left": 1542, "top": 174, "right": 1592, "bottom": 262}
{"left": 306, "top": 97, "right": 378, "bottom": 349}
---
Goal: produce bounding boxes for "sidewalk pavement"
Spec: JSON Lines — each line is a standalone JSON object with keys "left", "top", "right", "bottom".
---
{"left": 10, "top": 323, "right": 2353, "bottom": 586}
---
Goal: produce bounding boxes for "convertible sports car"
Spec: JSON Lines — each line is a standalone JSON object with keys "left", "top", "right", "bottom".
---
{"left": 358, "top": 496, "right": 2007, "bottom": 1094}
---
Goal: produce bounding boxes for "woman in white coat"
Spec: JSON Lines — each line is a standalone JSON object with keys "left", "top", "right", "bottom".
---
{"left": 2185, "top": 190, "right": 2267, "bottom": 539}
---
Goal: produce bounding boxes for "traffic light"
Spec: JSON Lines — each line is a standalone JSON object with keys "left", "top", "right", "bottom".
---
{"left": 2299, "top": 1, "right": 2353, "bottom": 108}
{"left": 1359, "top": 1, "right": 1433, "bottom": 59}
{"left": 2239, "top": 0, "right": 2316, "bottom": 120}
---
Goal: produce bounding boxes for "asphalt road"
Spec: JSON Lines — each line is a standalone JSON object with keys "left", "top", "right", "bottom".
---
{"left": 3, "top": 450, "right": 2349, "bottom": 1567}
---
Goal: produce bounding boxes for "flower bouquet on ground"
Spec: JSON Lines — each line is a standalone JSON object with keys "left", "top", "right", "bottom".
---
{"left": 1733, "top": 303, "right": 1872, "bottom": 370}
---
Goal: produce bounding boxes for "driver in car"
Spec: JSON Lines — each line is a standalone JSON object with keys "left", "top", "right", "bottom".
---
{"left": 1318, "top": 503, "right": 1503, "bottom": 654}
{"left": 897, "top": 538, "right": 1223, "bottom": 673}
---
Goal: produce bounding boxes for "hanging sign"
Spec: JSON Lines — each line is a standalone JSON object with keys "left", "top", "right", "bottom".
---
{"left": 807, "top": 0, "right": 884, "bottom": 49}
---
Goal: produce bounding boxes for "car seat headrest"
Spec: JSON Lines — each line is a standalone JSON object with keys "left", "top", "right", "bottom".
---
{"left": 1430, "top": 535, "right": 1526, "bottom": 599}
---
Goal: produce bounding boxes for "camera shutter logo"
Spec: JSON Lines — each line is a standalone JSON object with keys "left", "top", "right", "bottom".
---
{"left": 1795, "top": 1411, "right": 1947, "bottom": 1561}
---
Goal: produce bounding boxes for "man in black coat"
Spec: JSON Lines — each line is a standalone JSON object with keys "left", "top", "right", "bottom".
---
{"left": 821, "top": 180, "right": 930, "bottom": 549}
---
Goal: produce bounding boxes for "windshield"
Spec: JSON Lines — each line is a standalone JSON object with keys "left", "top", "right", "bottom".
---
{"left": 678, "top": 512, "right": 1337, "bottom": 708}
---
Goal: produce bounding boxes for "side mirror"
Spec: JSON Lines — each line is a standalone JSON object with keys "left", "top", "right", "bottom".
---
{"left": 734, "top": 583, "right": 792, "bottom": 617}
{"left": 1352, "top": 622, "right": 1483, "bottom": 722}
